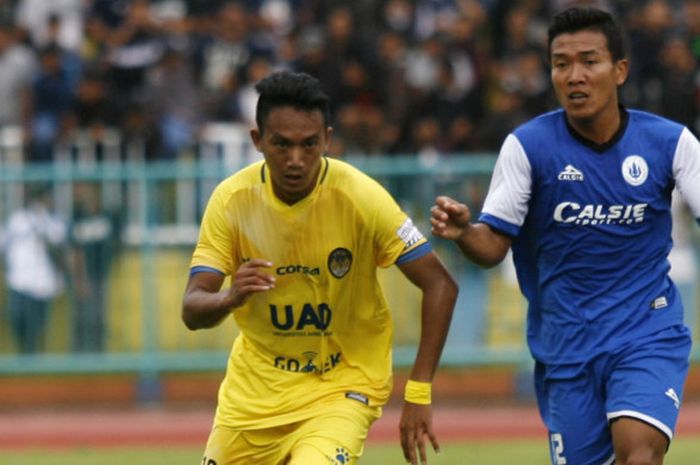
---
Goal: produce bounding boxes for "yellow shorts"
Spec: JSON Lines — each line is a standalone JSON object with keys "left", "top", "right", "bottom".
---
{"left": 202, "top": 399, "right": 382, "bottom": 465}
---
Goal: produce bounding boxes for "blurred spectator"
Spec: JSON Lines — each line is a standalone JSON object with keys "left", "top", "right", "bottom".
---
{"left": 477, "top": 84, "right": 530, "bottom": 151}
{"left": 294, "top": 26, "right": 341, "bottom": 101}
{"left": 377, "top": 0, "right": 415, "bottom": 40}
{"left": 334, "top": 100, "right": 387, "bottom": 156}
{"left": 0, "top": 23, "right": 37, "bottom": 129}
{"left": 684, "top": 0, "right": 700, "bottom": 61}
{"left": 64, "top": 68, "right": 121, "bottom": 162}
{"left": 70, "top": 183, "right": 121, "bottom": 352}
{"left": 103, "top": 0, "right": 166, "bottom": 104}
{"left": 323, "top": 5, "right": 368, "bottom": 62}
{"left": 0, "top": 0, "right": 14, "bottom": 26}
{"left": 120, "top": 102, "right": 163, "bottom": 161}
{"left": 15, "top": 0, "right": 84, "bottom": 52}
{"left": 44, "top": 13, "right": 84, "bottom": 93}
{"left": 2, "top": 184, "right": 67, "bottom": 353}
{"left": 28, "top": 43, "right": 75, "bottom": 162}
{"left": 375, "top": 31, "right": 409, "bottom": 123}
{"left": 303, "top": 4, "right": 372, "bottom": 106}
{"left": 491, "top": 1, "right": 548, "bottom": 60}
{"left": 143, "top": 44, "right": 203, "bottom": 159}
{"left": 419, "top": 55, "right": 481, "bottom": 139}
{"left": 69, "top": 68, "right": 120, "bottom": 136}
{"left": 405, "top": 33, "right": 446, "bottom": 97}
{"left": 413, "top": 0, "right": 460, "bottom": 41}
{"left": 80, "top": 13, "right": 111, "bottom": 70}
{"left": 494, "top": 48, "right": 551, "bottom": 118}
{"left": 623, "top": 0, "right": 676, "bottom": 109}
{"left": 231, "top": 55, "right": 274, "bottom": 127}
{"left": 411, "top": 115, "right": 446, "bottom": 162}
{"left": 90, "top": 0, "right": 131, "bottom": 30}
{"left": 196, "top": 2, "right": 257, "bottom": 93}
{"left": 659, "top": 36, "right": 700, "bottom": 133}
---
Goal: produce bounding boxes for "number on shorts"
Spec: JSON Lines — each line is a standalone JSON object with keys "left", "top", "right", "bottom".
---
{"left": 550, "top": 433, "right": 567, "bottom": 465}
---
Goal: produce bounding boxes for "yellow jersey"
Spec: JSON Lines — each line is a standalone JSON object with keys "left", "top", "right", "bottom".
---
{"left": 190, "top": 157, "right": 430, "bottom": 429}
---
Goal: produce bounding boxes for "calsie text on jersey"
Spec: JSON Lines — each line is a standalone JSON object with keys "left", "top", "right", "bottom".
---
{"left": 553, "top": 202, "right": 648, "bottom": 225}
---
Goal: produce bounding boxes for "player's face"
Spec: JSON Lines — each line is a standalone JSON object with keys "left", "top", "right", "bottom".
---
{"left": 550, "top": 29, "right": 628, "bottom": 126}
{"left": 251, "top": 106, "right": 331, "bottom": 205}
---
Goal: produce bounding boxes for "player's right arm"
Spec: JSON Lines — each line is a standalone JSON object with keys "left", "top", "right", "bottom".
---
{"left": 432, "top": 133, "right": 531, "bottom": 267}
{"left": 430, "top": 196, "right": 512, "bottom": 268}
{"left": 182, "top": 259, "right": 275, "bottom": 330}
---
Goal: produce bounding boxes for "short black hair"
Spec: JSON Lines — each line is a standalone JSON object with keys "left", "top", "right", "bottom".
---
{"left": 254, "top": 71, "right": 330, "bottom": 134}
{"left": 548, "top": 6, "right": 626, "bottom": 62}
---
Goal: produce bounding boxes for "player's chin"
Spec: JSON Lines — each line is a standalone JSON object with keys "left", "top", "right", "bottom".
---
{"left": 564, "top": 101, "right": 595, "bottom": 118}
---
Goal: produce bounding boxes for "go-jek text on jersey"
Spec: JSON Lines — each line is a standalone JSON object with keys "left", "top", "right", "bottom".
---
{"left": 190, "top": 157, "right": 430, "bottom": 429}
{"left": 479, "top": 108, "right": 700, "bottom": 364}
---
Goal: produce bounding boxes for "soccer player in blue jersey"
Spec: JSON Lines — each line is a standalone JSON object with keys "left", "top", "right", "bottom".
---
{"left": 432, "top": 6, "right": 700, "bottom": 465}
{"left": 183, "top": 71, "right": 457, "bottom": 465}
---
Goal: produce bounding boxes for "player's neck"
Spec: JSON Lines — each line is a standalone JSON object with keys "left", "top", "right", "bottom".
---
{"left": 566, "top": 105, "right": 621, "bottom": 146}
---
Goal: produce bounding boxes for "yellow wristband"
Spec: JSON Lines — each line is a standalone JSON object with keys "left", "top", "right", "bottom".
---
{"left": 404, "top": 379, "right": 432, "bottom": 405}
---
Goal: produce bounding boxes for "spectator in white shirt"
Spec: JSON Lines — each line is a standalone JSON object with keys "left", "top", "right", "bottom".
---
{"left": 2, "top": 184, "right": 67, "bottom": 353}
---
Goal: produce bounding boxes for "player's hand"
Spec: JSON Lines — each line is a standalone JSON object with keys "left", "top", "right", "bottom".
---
{"left": 430, "top": 195, "right": 472, "bottom": 240}
{"left": 399, "top": 402, "right": 439, "bottom": 465}
{"left": 225, "top": 259, "right": 275, "bottom": 308}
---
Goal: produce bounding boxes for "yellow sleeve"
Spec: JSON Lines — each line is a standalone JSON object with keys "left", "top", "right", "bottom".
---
{"left": 368, "top": 180, "right": 428, "bottom": 268}
{"left": 190, "top": 182, "right": 236, "bottom": 275}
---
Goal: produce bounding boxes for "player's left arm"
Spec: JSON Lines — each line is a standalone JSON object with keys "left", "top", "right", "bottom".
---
{"left": 673, "top": 128, "right": 700, "bottom": 225}
{"left": 396, "top": 250, "right": 458, "bottom": 465}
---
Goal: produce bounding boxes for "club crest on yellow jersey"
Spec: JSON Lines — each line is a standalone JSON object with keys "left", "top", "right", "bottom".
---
{"left": 328, "top": 247, "right": 352, "bottom": 278}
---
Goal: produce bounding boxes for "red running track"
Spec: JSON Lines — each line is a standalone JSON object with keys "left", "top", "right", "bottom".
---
{"left": 1, "top": 403, "right": 699, "bottom": 449}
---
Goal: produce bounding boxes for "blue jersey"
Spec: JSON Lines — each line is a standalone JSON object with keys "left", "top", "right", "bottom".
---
{"left": 479, "top": 109, "right": 700, "bottom": 364}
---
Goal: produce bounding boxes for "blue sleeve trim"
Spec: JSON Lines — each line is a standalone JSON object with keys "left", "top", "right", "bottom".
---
{"left": 189, "top": 266, "right": 225, "bottom": 277}
{"left": 396, "top": 242, "right": 432, "bottom": 265}
{"left": 478, "top": 213, "right": 520, "bottom": 238}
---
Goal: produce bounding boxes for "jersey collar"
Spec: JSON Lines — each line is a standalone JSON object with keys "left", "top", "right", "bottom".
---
{"left": 564, "top": 106, "right": 629, "bottom": 153}
{"left": 259, "top": 156, "right": 330, "bottom": 207}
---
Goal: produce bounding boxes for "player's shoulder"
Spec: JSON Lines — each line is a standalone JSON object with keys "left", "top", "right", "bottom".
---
{"left": 512, "top": 109, "right": 565, "bottom": 139}
{"left": 626, "top": 109, "right": 685, "bottom": 139}
{"left": 323, "top": 157, "right": 399, "bottom": 215}
{"left": 210, "top": 160, "right": 265, "bottom": 201}
{"left": 324, "top": 157, "right": 387, "bottom": 193}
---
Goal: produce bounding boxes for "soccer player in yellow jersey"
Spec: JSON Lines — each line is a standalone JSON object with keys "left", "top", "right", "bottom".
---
{"left": 182, "top": 71, "right": 457, "bottom": 465}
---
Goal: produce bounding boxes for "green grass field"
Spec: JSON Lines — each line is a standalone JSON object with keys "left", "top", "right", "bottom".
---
{"left": 4, "top": 437, "right": 700, "bottom": 465}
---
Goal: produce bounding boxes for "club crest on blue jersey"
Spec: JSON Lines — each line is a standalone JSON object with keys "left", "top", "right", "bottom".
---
{"left": 328, "top": 247, "right": 352, "bottom": 278}
{"left": 622, "top": 155, "right": 649, "bottom": 186}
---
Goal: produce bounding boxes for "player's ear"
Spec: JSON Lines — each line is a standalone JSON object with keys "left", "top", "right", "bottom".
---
{"left": 614, "top": 58, "right": 629, "bottom": 86}
{"left": 324, "top": 126, "right": 333, "bottom": 153}
{"left": 250, "top": 128, "right": 262, "bottom": 151}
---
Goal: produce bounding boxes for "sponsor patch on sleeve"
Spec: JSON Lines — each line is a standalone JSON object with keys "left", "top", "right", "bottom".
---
{"left": 396, "top": 218, "right": 424, "bottom": 248}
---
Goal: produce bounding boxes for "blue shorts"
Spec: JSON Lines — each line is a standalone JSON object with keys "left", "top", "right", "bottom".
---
{"left": 534, "top": 325, "right": 691, "bottom": 465}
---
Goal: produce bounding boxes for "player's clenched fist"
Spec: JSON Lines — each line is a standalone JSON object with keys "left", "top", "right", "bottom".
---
{"left": 226, "top": 259, "right": 276, "bottom": 308}
{"left": 430, "top": 196, "right": 472, "bottom": 240}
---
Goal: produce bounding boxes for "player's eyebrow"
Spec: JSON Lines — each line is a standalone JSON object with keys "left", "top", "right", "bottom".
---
{"left": 552, "top": 49, "right": 601, "bottom": 60}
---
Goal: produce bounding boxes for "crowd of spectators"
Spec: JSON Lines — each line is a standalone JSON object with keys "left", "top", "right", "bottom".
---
{"left": 1, "top": 0, "right": 699, "bottom": 162}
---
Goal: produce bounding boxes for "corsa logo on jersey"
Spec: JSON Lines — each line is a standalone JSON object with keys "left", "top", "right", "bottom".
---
{"left": 553, "top": 202, "right": 648, "bottom": 225}
{"left": 276, "top": 264, "right": 320, "bottom": 275}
